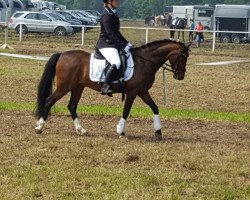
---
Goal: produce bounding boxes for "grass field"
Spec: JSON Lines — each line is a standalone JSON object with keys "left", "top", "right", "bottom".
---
{"left": 0, "top": 21, "right": 249, "bottom": 199}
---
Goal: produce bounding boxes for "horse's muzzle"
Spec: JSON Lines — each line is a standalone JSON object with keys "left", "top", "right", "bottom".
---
{"left": 173, "top": 73, "right": 185, "bottom": 80}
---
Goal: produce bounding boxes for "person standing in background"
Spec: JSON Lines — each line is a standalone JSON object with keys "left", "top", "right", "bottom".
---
{"left": 189, "top": 19, "right": 195, "bottom": 42}
{"left": 194, "top": 21, "right": 204, "bottom": 47}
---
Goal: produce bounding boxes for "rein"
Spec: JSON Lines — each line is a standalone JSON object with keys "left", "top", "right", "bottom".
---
{"left": 132, "top": 50, "right": 187, "bottom": 74}
{"left": 162, "top": 63, "right": 175, "bottom": 72}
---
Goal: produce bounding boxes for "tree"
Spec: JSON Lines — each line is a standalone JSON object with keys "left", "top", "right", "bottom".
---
{"left": 48, "top": 0, "right": 250, "bottom": 19}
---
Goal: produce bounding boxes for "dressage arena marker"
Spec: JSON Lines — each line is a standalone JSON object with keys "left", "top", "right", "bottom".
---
{"left": 196, "top": 60, "right": 250, "bottom": 66}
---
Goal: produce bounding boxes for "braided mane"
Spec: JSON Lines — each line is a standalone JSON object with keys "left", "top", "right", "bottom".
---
{"left": 132, "top": 39, "right": 183, "bottom": 50}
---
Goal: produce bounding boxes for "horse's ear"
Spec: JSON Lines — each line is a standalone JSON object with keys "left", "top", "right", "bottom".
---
{"left": 185, "top": 42, "right": 192, "bottom": 49}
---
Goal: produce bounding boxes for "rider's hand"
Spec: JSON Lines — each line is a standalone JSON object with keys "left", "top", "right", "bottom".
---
{"left": 124, "top": 43, "right": 132, "bottom": 53}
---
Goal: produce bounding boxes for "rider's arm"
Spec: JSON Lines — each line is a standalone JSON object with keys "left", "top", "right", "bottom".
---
{"left": 102, "top": 14, "right": 127, "bottom": 48}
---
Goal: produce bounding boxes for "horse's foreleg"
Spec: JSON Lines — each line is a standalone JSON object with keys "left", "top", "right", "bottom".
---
{"left": 35, "top": 89, "right": 67, "bottom": 133}
{"left": 117, "top": 91, "right": 137, "bottom": 136}
{"left": 68, "top": 85, "right": 86, "bottom": 135}
{"left": 138, "top": 91, "right": 162, "bottom": 140}
{"left": 170, "top": 30, "right": 175, "bottom": 40}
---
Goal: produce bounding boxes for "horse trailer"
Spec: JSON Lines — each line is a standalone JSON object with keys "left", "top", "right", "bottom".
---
{"left": 30, "top": 0, "right": 66, "bottom": 11}
{"left": 215, "top": 4, "right": 250, "bottom": 43}
{"left": 165, "top": 5, "right": 214, "bottom": 30}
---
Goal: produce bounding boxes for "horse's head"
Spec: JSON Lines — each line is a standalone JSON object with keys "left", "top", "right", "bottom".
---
{"left": 168, "top": 43, "right": 191, "bottom": 80}
{"left": 165, "top": 14, "right": 172, "bottom": 27}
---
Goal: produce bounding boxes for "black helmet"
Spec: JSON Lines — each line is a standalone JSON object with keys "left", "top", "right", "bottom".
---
{"left": 103, "top": 0, "right": 108, "bottom": 3}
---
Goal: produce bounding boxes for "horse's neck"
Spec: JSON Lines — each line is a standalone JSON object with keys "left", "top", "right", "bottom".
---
{"left": 135, "top": 42, "right": 174, "bottom": 71}
{"left": 166, "top": 15, "right": 172, "bottom": 27}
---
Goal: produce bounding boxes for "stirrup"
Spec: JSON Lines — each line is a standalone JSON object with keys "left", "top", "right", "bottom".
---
{"left": 101, "top": 84, "right": 113, "bottom": 96}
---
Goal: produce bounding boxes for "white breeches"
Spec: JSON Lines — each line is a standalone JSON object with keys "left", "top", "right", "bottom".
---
{"left": 99, "top": 48, "right": 121, "bottom": 69}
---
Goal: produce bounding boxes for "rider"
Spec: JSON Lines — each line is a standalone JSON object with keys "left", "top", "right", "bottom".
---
{"left": 96, "top": 0, "right": 132, "bottom": 96}
{"left": 172, "top": 17, "right": 179, "bottom": 26}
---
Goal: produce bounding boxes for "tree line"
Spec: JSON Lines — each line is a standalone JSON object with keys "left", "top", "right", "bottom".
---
{"left": 51, "top": 0, "right": 250, "bottom": 19}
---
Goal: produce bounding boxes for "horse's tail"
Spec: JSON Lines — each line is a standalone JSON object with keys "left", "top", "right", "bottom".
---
{"left": 35, "top": 53, "right": 61, "bottom": 118}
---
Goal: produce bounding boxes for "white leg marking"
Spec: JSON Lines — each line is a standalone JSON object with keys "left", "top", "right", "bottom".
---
{"left": 116, "top": 118, "right": 126, "bottom": 135}
{"left": 35, "top": 118, "right": 45, "bottom": 132}
{"left": 153, "top": 114, "right": 161, "bottom": 131}
{"left": 74, "top": 118, "right": 87, "bottom": 135}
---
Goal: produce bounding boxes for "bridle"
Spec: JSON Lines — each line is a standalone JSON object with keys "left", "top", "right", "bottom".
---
{"left": 162, "top": 50, "right": 188, "bottom": 75}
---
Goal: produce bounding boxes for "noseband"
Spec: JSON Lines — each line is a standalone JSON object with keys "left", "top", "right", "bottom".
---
{"left": 162, "top": 50, "right": 188, "bottom": 75}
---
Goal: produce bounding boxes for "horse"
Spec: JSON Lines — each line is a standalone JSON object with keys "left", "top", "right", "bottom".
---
{"left": 35, "top": 39, "right": 191, "bottom": 140}
{"left": 154, "top": 15, "right": 166, "bottom": 27}
{"left": 165, "top": 14, "right": 187, "bottom": 41}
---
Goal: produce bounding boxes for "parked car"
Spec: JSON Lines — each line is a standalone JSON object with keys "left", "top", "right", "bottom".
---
{"left": 42, "top": 11, "right": 82, "bottom": 33}
{"left": 54, "top": 10, "right": 94, "bottom": 26}
{"left": 84, "top": 10, "right": 101, "bottom": 19}
{"left": 67, "top": 10, "right": 97, "bottom": 25}
{"left": 8, "top": 11, "right": 74, "bottom": 36}
{"left": 74, "top": 10, "right": 100, "bottom": 23}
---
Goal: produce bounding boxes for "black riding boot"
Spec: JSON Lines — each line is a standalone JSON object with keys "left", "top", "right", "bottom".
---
{"left": 101, "top": 65, "right": 118, "bottom": 96}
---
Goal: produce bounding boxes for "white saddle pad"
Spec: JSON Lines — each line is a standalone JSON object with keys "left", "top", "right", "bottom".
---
{"left": 89, "top": 53, "right": 134, "bottom": 82}
{"left": 172, "top": 19, "right": 180, "bottom": 26}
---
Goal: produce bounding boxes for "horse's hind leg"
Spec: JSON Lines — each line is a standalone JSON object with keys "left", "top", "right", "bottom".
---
{"left": 67, "top": 85, "right": 87, "bottom": 135}
{"left": 177, "top": 31, "right": 180, "bottom": 41}
{"left": 138, "top": 91, "right": 162, "bottom": 140}
{"left": 35, "top": 89, "right": 68, "bottom": 133}
{"left": 170, "top": 30, "right": 175, "bottom": 39}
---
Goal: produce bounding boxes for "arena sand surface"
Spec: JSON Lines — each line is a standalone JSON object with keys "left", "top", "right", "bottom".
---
{"left": 0, "top": 34, "right": 249, "bottom": 199}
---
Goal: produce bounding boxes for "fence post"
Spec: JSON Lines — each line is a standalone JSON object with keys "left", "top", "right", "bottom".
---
{"left": 19, "top": 23, "right": 23, "bottom": 41}
{"left": 212, "top": 30, "right": 216, "bottom": 51}
{"left": 162, "top": 68, "right": 167, "bottom": 105}
{"left": 81, "top": 26, "right": 85, "bottom": 45}
{"left": 145, "top": 28, "right": 148, "bottom": 44}
{"left": 1, "top": 9, "right": 13, "bottom": 49}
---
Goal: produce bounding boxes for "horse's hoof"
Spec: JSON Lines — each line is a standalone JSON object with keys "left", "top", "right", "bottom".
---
{"left": 155, "top": 130, "right": 162, "bottom": 140}
{"left": 118, "top": 132, "right": 125, "bottom": 138}
{"left": 35, "top": 128, "right": 42, "bottom": 134}
{"left": 76, "top": 128, "right": 87, "bottom": 135}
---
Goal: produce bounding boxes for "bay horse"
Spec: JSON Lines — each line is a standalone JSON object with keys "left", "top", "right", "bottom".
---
{"left": 165, "top": 14, "right": 187, "bottom": 41}
{"left": 35, "top": 39, "right": 191, "bottom": 140}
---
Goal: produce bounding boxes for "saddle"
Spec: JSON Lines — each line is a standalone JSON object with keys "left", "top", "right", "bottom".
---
{"left": 92, "top": 48, "right": 133, "bottom": 101}
{"left": 94, "top": 48, "right": 128, "bottom": 84}
{"left": 172, "top": 18, "right": 180, "bottom": 26}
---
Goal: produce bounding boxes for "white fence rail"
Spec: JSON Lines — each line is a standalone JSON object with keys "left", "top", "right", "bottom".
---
{"left": 1, "top": 22, "right": 250, "bottom": 52}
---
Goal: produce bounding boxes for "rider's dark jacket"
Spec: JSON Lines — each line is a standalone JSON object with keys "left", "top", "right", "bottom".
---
{"left": 96, "top": 6, "right": 128, "bottom": 50}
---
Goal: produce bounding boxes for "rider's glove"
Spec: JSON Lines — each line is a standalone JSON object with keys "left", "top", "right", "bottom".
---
{"left": 124, "top": 43, "right": 132, "bottom": 53}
